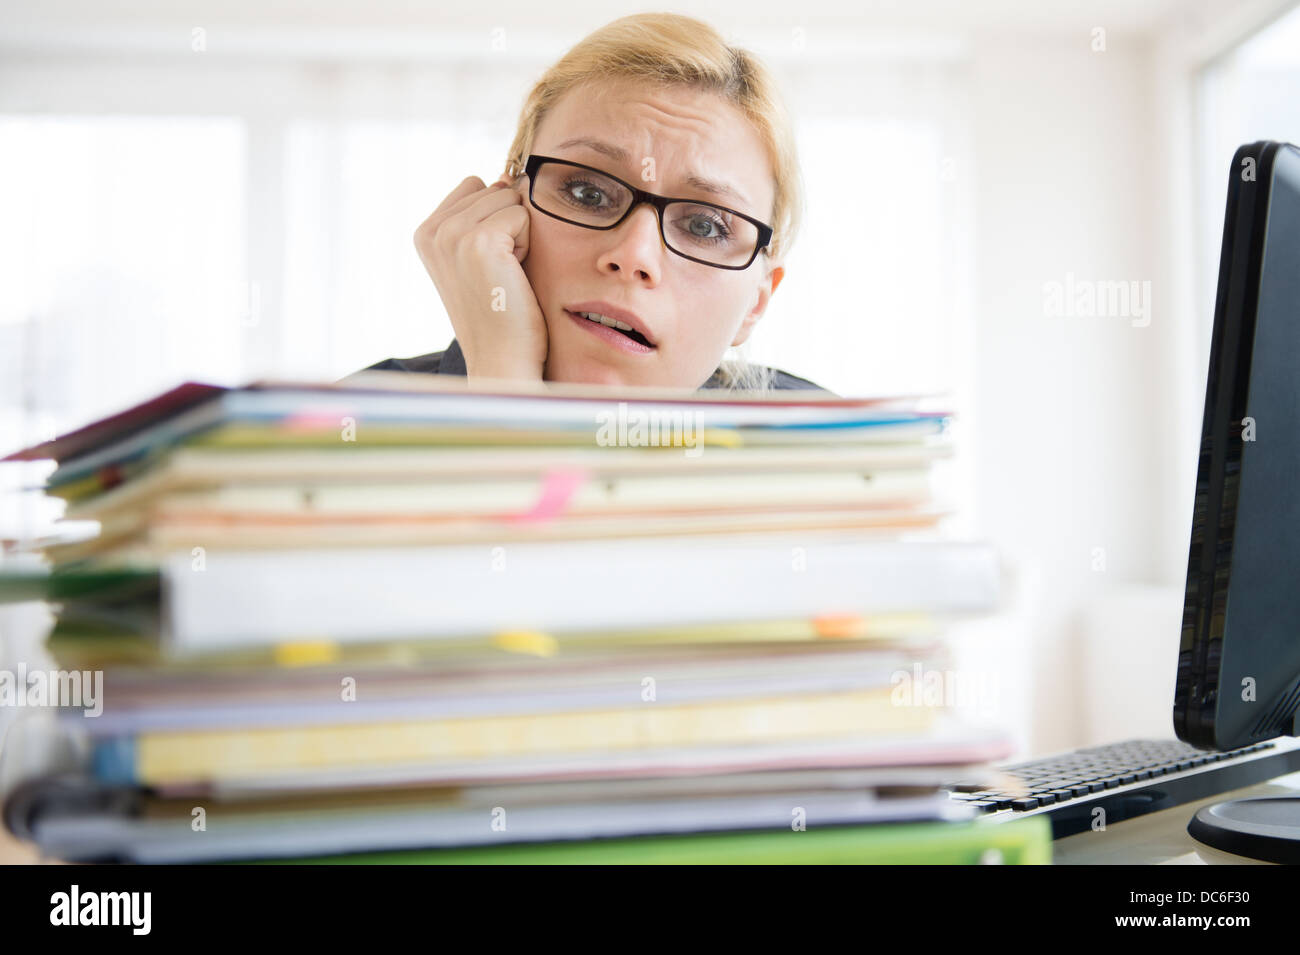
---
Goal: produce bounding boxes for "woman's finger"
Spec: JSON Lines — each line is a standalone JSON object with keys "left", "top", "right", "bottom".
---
{"left": 436, "top": 184, "right": 524, "bottom": 246}
{"left": 417, "top": 183, "right": 521, "bottom": 252}
{"left": 431, "top": 175, "right": 487, "bottom": 217}
{"left": 475, "top": 203, "right": 531, "bottom": 262}
{"left": 419, "top": 177, "right": 506, "bottom": 240}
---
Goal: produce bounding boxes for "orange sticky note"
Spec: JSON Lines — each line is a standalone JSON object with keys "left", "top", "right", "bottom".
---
{"left": 812, "top": 614, "right": 867, "bottom": 639}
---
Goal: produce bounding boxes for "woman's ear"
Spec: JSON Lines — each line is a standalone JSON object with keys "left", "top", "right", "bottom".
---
{"left": 731, "top": 263, "right": 785, "bottom": 348}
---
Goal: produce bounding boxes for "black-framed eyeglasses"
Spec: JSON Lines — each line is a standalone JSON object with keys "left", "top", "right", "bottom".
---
{"left": 522, "top": 154, "right": 773, "bottom": 271}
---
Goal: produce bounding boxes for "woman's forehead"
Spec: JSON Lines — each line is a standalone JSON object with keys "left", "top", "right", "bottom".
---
{"left": 536, "top": 80, "right": 774, "bottom": 213}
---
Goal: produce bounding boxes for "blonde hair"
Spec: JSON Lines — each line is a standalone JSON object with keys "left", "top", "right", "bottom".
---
{"left": 502, "top": 13, "right": 803, "bottom": 392}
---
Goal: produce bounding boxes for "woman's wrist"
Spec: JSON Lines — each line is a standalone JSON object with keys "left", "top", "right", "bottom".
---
{"left": 464, "top": 355, "right": 545, "bottom": 381}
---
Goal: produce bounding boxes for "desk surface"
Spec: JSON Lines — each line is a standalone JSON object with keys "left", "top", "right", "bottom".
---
{"left": 1052, "top": 767, "right": 1300, "bottom": 864}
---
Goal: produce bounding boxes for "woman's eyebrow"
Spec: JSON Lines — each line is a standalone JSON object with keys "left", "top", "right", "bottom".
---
{"left": 553, "top": 136, "right": 750, "bottom": 207}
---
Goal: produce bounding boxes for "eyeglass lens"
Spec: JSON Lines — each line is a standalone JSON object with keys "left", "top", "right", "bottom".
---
{"left": 530, "top": 161, "right": 759, "bottom": 267}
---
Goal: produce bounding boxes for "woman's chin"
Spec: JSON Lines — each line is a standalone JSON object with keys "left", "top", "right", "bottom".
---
{"left": 546, "top": 356, "right": 637, "bottom": 388}
{"left": 569, "top": 372, "right": 635, "bottom": 389}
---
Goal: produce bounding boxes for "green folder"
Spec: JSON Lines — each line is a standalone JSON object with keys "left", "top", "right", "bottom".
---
{"left": 255, "top": 817, "right": 1051, "bottom": 865}
{"left": 0, "top": 566, "right": 159, "bottom": 604}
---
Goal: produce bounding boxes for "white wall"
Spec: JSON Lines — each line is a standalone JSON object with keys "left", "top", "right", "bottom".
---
{"left": 965, "top": 32, "right": 1163, "bottom": 754}
{"left": 962, "top": 0, "right": 1297, "bottom": 755}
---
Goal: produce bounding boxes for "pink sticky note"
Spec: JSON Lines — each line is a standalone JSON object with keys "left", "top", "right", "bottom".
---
{"left": 282, "top": 410, "right": 355, "bottom": 432}
{"left": 504, "top": 467, "right": 589, "bottom": 524}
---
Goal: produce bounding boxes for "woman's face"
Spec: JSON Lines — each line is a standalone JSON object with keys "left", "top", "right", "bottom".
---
{"left": 519, "top": 78, "right": 784, "bottom": 389}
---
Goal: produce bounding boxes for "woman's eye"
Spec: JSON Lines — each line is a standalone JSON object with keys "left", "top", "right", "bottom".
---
{"left": 565, "top": 182, "right": 606, "bottom": 206}
{"left": 676, "top": 214, "right": 733, "bottom": 244}
{"left": 687, "top": 216, "right": 720, "bottom": 236}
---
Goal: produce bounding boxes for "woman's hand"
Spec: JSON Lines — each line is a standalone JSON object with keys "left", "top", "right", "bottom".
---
{"left": 413, "top": 175, "right": 548, "bottom": 381}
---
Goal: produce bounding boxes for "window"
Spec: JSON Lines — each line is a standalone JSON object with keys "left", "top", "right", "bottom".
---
{"left": 1195, "top": 5, "right": 1300, "bottom": 348}
{"left": 0, "top": 115, "right": 246, "bottom": 454}
{"left": 0, "top": 48, "right": 973, "bottom": 415}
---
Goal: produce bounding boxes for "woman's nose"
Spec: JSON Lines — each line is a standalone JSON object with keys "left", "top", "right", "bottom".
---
{"left": 599, "top": 204, "right": 665, "bottom": 280}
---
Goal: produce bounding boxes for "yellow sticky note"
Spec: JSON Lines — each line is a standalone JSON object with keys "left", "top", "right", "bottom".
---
{"left": 274, "top": 640, "right": 342, "bottom": 667}
{"left": 492, "top": 630, "right": 559, "bottom": 657}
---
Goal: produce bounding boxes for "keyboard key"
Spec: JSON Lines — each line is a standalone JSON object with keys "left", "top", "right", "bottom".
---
{"left": 946, "top": 739, "right": 1281, "bottom": 819}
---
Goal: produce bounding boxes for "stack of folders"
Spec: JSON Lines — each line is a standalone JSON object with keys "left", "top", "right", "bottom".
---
{"left": 0, "top": 372, "right": 1048, "bottom": 864}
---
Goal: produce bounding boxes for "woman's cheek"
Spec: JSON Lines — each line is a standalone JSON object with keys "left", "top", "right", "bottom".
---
{"left": 522, "top": 223, "right": 567, "bottom": 300}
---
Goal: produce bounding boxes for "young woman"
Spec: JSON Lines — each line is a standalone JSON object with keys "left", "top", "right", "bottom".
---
{"left": 357, "top": 13, "right": 830, "bottom": 394}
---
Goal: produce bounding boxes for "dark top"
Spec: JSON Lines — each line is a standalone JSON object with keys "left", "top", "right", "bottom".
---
{"left": 351, "top": 338, "right": 834, "bottom": 393}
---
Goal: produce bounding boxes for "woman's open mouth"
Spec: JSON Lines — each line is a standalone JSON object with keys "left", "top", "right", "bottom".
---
{"left": 565, "top": 309, "right": 657, "bottom": 354}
